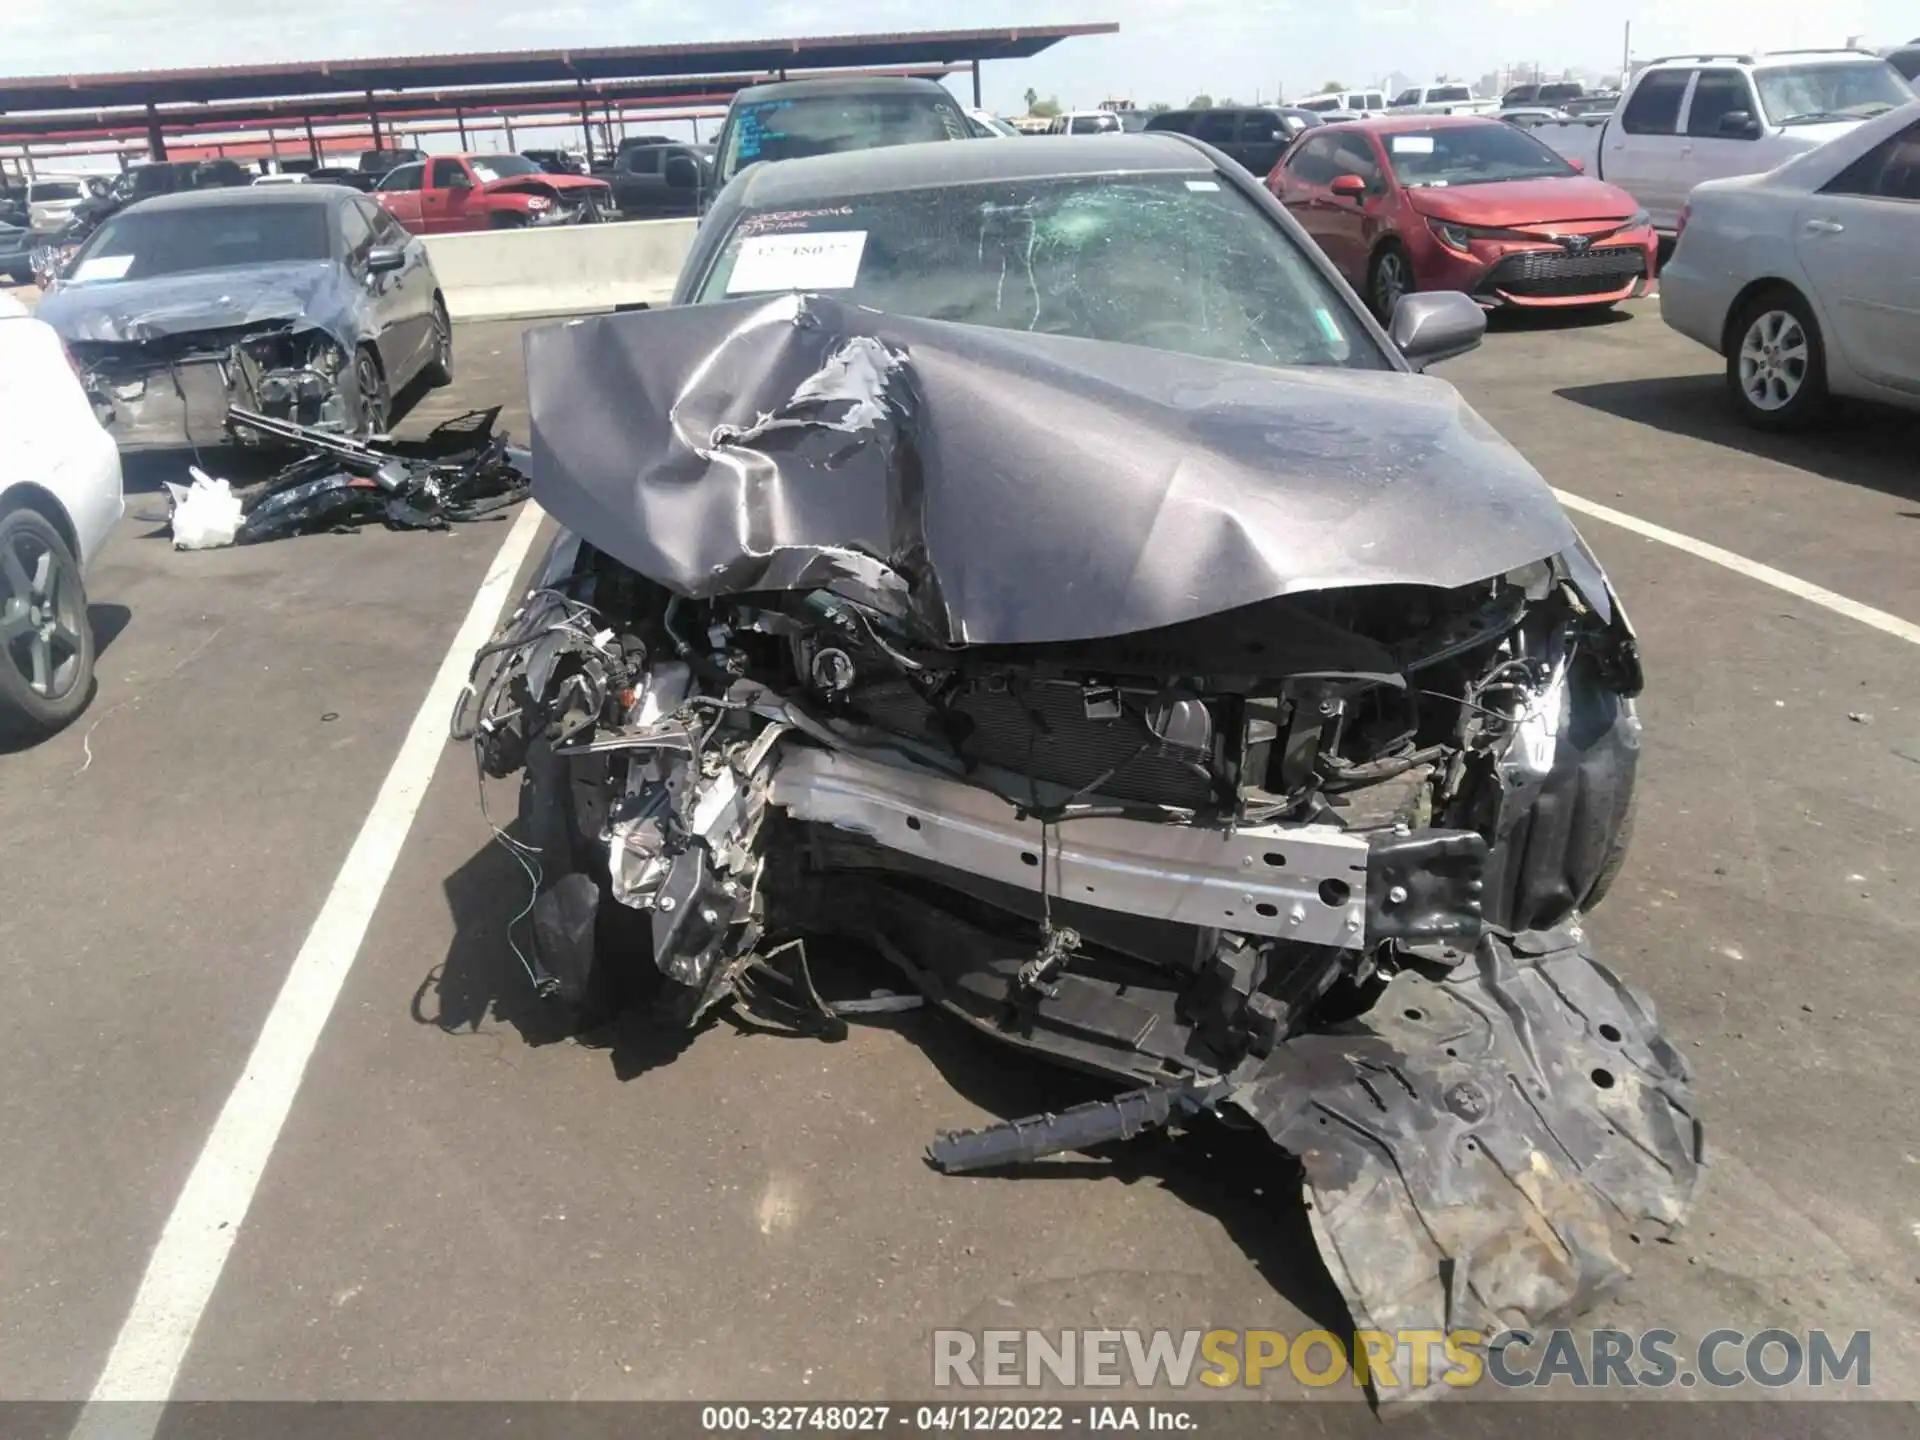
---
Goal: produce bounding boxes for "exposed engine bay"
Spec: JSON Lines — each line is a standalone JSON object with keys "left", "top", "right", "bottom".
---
{"left": 72, "top": 321, "right": 355, "bottom": 447}
{"left": 459, "top": 297, "right": 1703, "bottom": 1404}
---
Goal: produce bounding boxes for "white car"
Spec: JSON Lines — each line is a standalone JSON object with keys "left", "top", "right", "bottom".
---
{"left": 1044, "top": 109, "right": 1124, "bottom": 135}
{"left": 0, "top": 291, "right": 123, "bottom": 735}
{"left": 1297, "top": 89, "right": 1388, "bottom": 118}
{"left": 251, "top": 172, "right": 309, "bottom": 185}
{"left": 963, "top": 107, "right": 1022, "bottom": 138}
{"left": 25, "top": 175, "right": 100, "bottom": 235}
{"left": 1661, "top": 99, "right": 1920, "bottom": 429}
{"left": 1534, "top": 50, "right": 1913, "bottom": 234}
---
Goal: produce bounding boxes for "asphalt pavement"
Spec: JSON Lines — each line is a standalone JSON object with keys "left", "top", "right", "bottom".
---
{"left": 2, "top": 301, "right": 1916, "bottom": 1426}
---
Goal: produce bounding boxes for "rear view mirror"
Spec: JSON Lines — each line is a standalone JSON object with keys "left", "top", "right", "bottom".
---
{"left": 1330, "top": 173, "right": 1368, "bottom": 202}
{"left": 665, "top": 154, "right": 701, "bottom": 190}
{"left": 365, "top": 245, "right": 406, "bottom": 274}
{"left": 1717, "top": 110, "right": 1761, "bottom": 138}
{"left": 1389, "top": 291, "right": 1485, "bottom": 369}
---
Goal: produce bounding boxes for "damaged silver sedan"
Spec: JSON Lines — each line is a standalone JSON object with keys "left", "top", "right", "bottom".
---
{"left": 460, "top": 137, "right": 1702, "bottom": 1403}
{"left": 35, "top": 187, "right": 453, "bottom": 449}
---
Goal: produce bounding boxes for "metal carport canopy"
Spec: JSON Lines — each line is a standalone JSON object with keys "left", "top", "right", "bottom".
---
{"left": 0, "top": 24, "right": 1116, "bottom": 111}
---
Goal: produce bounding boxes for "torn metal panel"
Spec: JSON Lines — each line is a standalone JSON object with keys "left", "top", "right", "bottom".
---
{"left": 1224, "top": 930, "right": 1702, "bottom": 1405}
{"left": 526, "top": 293, "right": 1578, "bottom": 647}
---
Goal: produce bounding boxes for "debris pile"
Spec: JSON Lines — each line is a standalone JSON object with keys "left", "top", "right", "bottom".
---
{"left": 166, "top": 407, "right": 531, "bottom": 548}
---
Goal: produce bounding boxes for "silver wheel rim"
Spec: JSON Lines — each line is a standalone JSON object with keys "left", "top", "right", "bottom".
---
{"left": 1738, "top": 309, "right": 1810, "bottom": 411}
{"left": 1375, "top": 252, "right": 1407, "bottom": 312}
{"left": 357, "top": 353, "right": 387, "bottom": 435}
{"left": 1, "top": 528, "right": 84, "bottom": 699}
{"left": 433, "top": 306, "right": 452, "bottom": 369}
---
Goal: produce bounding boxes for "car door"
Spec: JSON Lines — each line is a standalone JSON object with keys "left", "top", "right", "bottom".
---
{"left": 359, "top": 197, "right": 436, "bottom": 384}
{"left": 618, "top": 144, "right": 666, "bottom": 216}
{"left": 1606, "top": 68, "right": 1693, "bottom": 228}
{"left": 1277, "top": 132, "right": 1369, "bottom": 282}
{"left": 423, "top": 159, "right": 479, "bottom": 233}
{"left": 1234, "top": 110, "right": 1292, "bottom": 178}
{"left": 333, "top": 197, "right": 401, "bottom": 380}
{"left": 1189, "top": 109, "right": 1241, "bottom": 164}
{"left": 1677, "top": 68, "right": 1767, "bottom": 193}
{"left": 373, "top": 163, "right": 426, "bottom": 232}
{"left": 1794, "top": 118, "right": 1920, "bottom": 393}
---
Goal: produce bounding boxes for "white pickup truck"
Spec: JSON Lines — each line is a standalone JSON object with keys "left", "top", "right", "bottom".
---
{"left": 1531, "top": 49, "right": 1915, "bottom": 233}
{"left": 1387, "top": 83, "right": 1500, "bottom": 116}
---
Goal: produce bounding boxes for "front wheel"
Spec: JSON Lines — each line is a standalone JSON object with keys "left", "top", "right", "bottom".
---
{"left": 1366, "top": 241, "right": 1414, "bottom": 323}
{"left": 0, "top": 508, "right": 95, "bottom": 739}
{"left": 1727, "top": 288, "right": 1828, "bottom": 431}
{"left": 420, "top": 298, "right": 455, "bottom": 388}
{"left": 351, "top": 346, "right": 391, "bottom": 438}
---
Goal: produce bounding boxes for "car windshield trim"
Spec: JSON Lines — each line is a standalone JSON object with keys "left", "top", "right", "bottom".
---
{"left": 1753, "top": 62, "right": 1912, "bottom": 126}
{"left": 468, "top": 155, "right": 544, "bottom": 182}
{"left": 718, "top": 91, "right": 974, "bottom": 181}
{"left": 65, "top": 203, "right": 333, "bottom": 283}
{"left": 696, "top": 172, "right": 1387, "bottom": 373}
{"left": 1382, "top": 123, "right": 1578, "bottom": 187}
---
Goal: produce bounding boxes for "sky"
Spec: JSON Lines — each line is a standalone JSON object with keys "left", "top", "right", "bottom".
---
{"left": 6, "top": 0, "right": 1913, "bottom": 117}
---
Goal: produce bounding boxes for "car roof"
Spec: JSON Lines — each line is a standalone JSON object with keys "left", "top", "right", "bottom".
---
{"left": 1331, "top": 113, "right": 1510, "bottom": 134}
{"left": 115, "top": 186, "right": 348, "bottom": 214}
{"left": 732, "top": 133, "right": 1215, "bottom": 206}
{"left": 732, "top": 76, "right": 953, "bottom": 102}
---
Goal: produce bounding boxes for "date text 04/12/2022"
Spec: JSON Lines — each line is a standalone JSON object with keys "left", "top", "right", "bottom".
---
{"left": 699, "top": 1405, "right": 1197, "bottom": 1431}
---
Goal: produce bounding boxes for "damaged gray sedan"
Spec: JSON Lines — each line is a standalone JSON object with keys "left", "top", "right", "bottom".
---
{"left": 36, "top": 186, "right": 452, "bottom": 449}
{"left": 461, "top": 137, "right": 1702, "bottom": 1402}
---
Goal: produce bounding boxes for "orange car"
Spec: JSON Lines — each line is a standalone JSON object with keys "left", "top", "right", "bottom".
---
{"left": 372, "top": 153, "right": 611, "bottom": 233}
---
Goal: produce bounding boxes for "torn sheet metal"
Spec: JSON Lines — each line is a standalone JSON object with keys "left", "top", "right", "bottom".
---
{"left": 526, "top": 292, "right": 1577, "bottom": 647}
{"left": 169, "top": 407, "right": 530, "bottom": 547}
{"left": 1224, "top": 929, "right": 1703, "bottom": 1404}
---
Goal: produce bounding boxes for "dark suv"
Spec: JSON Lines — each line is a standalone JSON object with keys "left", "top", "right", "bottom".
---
{"left": 710, "top": 77, "right": 973, "bottom": 194}
{"left": 1143, "top": 107, "right": 1321, "bottom": 177}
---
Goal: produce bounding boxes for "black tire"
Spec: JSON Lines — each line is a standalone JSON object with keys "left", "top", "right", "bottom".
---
{"left": 491, "top": 212, "right": 529, "bottom": 230}
{"left": 1725, "top": 287, "right": 1829, "bottom": 431}
{"left": 1366, "top": 241, "right": 1415, "bottom": 323}
{"left": 351, "top": 345, "right": 390, "bottom": 438}
{"left": 0, "top": 507, "right": 95, "bottom": 739}
{"left": 420, "top": 297, "right": 455, "bottom": 388}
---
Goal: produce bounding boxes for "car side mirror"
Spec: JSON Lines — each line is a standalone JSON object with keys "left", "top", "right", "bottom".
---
{"left": 1566, "top": 156, "right": 1586, "bottom": 172}
{"left": 365, "top": 245, "right": 406, "bottom": 274}
{"left": 1717, "top": 110, "right": 1761, "bottom": 138}
{"left": 1389, "top": 291, "right": 1486, "bottom": 368}
{"left": 1330, "top": 173, "right": 1368, "bottom": 202}
{"left": 665, "top": 154, "right": 701, "bottom": 190}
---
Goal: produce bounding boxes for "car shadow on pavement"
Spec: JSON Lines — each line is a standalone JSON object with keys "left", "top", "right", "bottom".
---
{"left": 1557, "top": 374, "right": 1920, "bottom": 504}
{"left": 1485, "top": 305, "right": 1633, "bottom": 335}
{"left": 423, "top": 836, "right": 1357, "bottom": 1337}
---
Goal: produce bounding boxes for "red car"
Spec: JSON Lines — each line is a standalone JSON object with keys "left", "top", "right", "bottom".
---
{"left": 1267, "top": 115, "right": 1656, "bottom": 319}
{"left": 372, "top": 153, "right": 612, "bottom": 234}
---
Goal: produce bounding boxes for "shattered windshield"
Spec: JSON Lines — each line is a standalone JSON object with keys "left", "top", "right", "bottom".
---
{"left": 698, "top": 174, "right": 1384, "bottom": 371}
{"left": 66, "top": 204, "right": 332, "bottom": 283}
{"left": 1755, "top": 61, "right": 1911, "bottom": 124}
{"left": 468, "top": 155, "right": 544, "bottom": 183}
{"left": 719, "top": 93, "right": 971, "bottom": 181}
{"left": 1383, "top": 123, "right": 1577, "bottom": 186}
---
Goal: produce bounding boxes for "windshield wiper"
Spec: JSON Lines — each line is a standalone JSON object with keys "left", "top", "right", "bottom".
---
{"left": 1778, "top": 110, "right": 1861, "bottom": 125}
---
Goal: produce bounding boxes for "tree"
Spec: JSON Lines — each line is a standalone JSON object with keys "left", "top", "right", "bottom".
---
{"left": 1187, "top": 93, "right": 1214, "bottom": 109}
{"left": 1316, "top": 81, "right": 1346, "bottom": 93}
{"left": 1023, "top": 86, "right": 1039, "bottom": 113}
{"left": 1029, "top": 96, "right": 1062, "bottom": 119}
{"left": 1217, "top": 96, "right": 1239, "bottom": 107}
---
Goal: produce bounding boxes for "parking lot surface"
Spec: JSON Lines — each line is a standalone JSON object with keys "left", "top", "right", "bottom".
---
{"left": 3, "top": 302, "right": 1917, "bottom": 1420}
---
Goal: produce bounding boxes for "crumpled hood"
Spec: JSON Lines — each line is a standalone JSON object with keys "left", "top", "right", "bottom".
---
{"left": 37, "top": 260, "right": 354, "bottom": 345}
{"left": 1405, "top": 176, "right": 1639, "bottom": 227}
{"left": 527, "top": 293, "right": 1577, "bottom": 647}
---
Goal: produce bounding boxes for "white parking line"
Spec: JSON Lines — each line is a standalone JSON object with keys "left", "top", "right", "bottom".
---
{"left": 68, "top": 502, "right": 547, "bottom": 1440}
{"left": 1555, "top": 489, "right": 1920, "bottom": 647}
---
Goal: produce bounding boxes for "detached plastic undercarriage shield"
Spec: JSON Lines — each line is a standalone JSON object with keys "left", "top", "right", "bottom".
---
{"left": 458, "top": 296, "right": 1702, "bottom": 1405}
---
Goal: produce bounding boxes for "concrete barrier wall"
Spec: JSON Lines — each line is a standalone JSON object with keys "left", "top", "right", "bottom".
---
{"left": 422, "top": 217, "right": 697, "bottom": 323}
